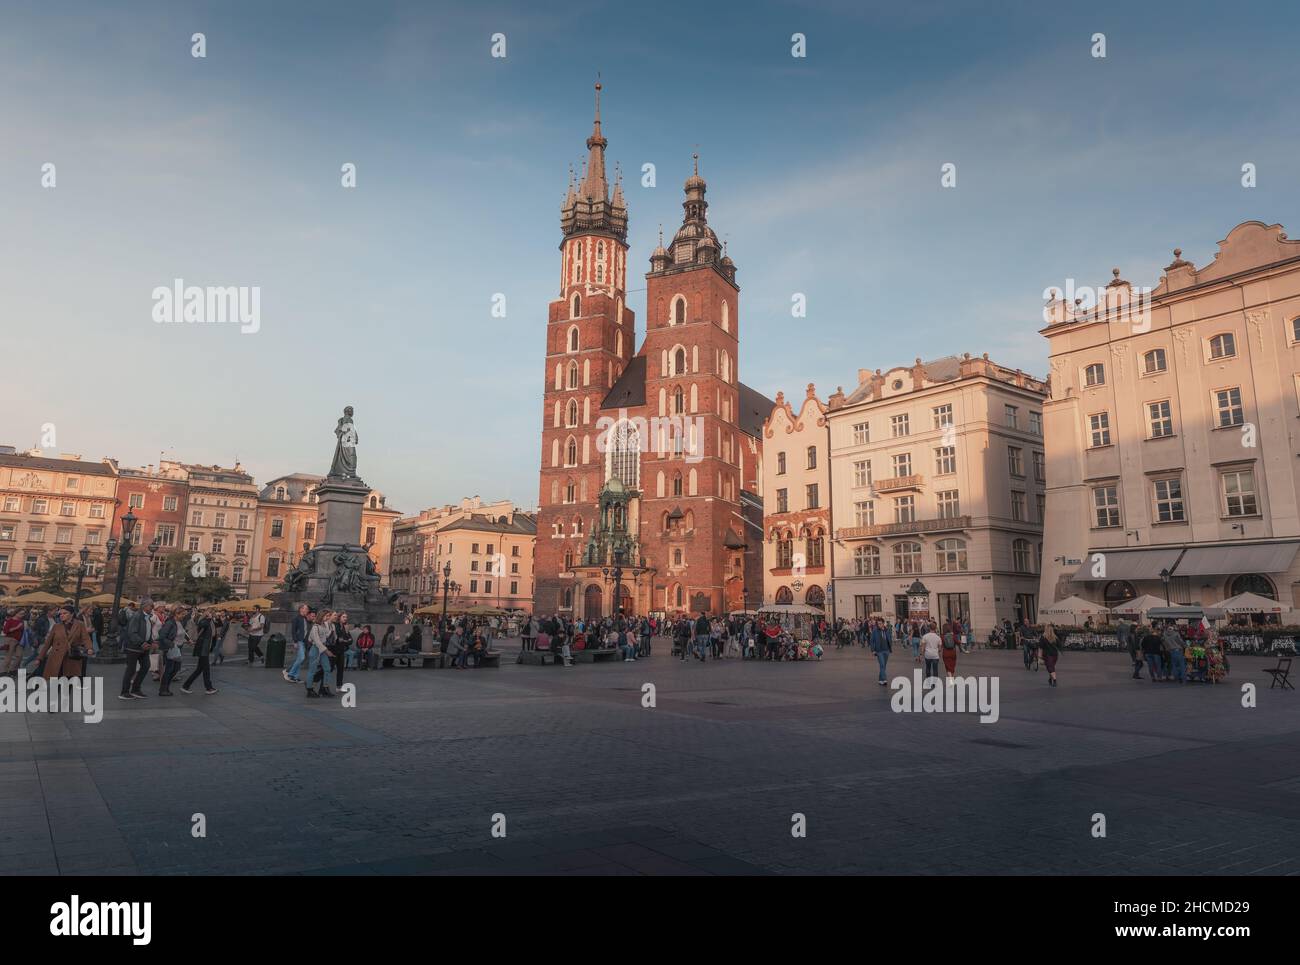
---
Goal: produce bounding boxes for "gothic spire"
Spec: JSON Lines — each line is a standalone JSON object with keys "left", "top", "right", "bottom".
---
{"left": 580, "top": 80, "right": 608, "bottom": 199}
{"left": 560, "top": 81, "right": 626, "bottom": 241}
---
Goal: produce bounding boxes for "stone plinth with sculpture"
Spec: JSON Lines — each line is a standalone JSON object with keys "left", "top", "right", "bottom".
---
{"left": 267, "top": 407, "right": 404, "bottom": 637}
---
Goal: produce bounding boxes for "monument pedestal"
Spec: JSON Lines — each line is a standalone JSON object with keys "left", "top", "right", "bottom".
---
{"left": 267, "top": 473, "right": 404, "bottom": 642}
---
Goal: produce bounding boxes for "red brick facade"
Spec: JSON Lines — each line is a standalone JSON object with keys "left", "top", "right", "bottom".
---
{"left": 534, "top": 89, "right": 770, "bottom": 620}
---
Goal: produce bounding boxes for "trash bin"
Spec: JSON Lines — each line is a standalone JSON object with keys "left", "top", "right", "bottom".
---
{"left": 264, "top": 633, "right": 287, "bottom": 669}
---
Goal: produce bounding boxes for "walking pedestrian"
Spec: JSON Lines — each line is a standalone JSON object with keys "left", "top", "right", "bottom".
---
{"left": 941, "top": 621, "right": 959, "bottom": 678}
{"left": 331, "top": 612, "right": 352, "bottom": 690}
{"left": 305, "top": 611, "right": 335, "bottom": 697}
{"left": 118, "top": 598, "right": 157, "bottom": 700}
{"left": 285, "top": 603, "right": 309, "bottom": 682}
{"left": 247, "top": 606, "right": 266, "bottom": 664}
{"left": 920, "top": 624, "right": 942, "bottom": 679}
{"left": 37, "top": 604, "right": 90, "bottom": 679}
{"left": 1039, "top": 623, "right": 1061, "bottom": 687}
{"left": 157, "top": 605, "right": 188, "bottom": 696}
{"left": 180, "top": 608, "right": 218, "bottom": 694}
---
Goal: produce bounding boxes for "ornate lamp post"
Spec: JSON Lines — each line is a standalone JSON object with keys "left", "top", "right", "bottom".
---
{"left": 1159, "top": 567, "right": 1172, "bottom": 606}
{"left": 438, "top": 561, "right": 453, "bottom": 631}
{"left": 102, "top": 509, "right": 139, "bottom": 660}
{"left": 73, "top": 545, "right": 91, "bottom": 607}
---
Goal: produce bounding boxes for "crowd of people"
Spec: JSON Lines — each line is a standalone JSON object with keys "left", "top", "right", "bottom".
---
{"left": 1, "top": 597, "right": 260, "bottom": 697}
{"left": 1116, "top": 617, "right": 1229, "bottom": 684}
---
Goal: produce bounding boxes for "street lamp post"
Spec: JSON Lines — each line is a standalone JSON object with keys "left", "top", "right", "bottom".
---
{"left": 440, "top": 561, "right": 452, "bottom": 631}
{"left": 1159, "top": 567, "right": 1172, "bottom": 605}
{"left": 103, "top": 509, "right": 139, "bottom": 660}
{"left": 73, "top": 545, "right": 91, "bottom": 607}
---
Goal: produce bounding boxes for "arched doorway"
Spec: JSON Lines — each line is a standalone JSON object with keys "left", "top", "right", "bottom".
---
{"left": 583, "top": 584, "right": 603, "bottom": 620}
{"left": 1229, "top": 573, "right": 1275, "bottom": 599}
{"left": 775, "top": 586, "right": 793, "bottom": 605}
{"left": 805, "top": 585, "right": 825, "bottom": 609}
{"left": 1103, "top": 580, "right": 1136, "bottom": 609}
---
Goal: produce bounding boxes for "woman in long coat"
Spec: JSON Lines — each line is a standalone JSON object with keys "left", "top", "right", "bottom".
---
{"left": 38, "top": 604, "right": 91, "bottom": 679}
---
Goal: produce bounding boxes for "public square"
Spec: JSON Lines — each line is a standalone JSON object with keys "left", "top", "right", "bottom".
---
{"left": 1, "top": 644, "right": 1296, "bottom": 876}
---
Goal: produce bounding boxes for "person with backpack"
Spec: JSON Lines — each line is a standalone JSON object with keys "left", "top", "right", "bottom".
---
{"left": 941, "top": 620, "right": 959, "bottom": 678}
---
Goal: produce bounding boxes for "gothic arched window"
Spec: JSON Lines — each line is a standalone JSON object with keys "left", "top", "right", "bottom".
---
{"left": 672, "top": 472, "right": 683, "bottom": 497}
{"left": 568, "top": 326, "right": 579, "bottom": 352}
{"left": 567, "top": 361, "right": 579, "bottom": 389}
{"left": 572, "top": 293, "right": 581, "bottom": 318}
{"left": 606, "top": 420, "right": 641, "bottom": 490}
{"left": 673, "top": 386, "right": 684, "bottom": 415}
{"left": 674, "top": 347, "right": 686, "bottom": 376}
{"left": 565, "top": 437, "right": 577, "bottom": 466}
{"left": 673, "top": 297, "right": 686, "bottom": 325}
{"left": 566, "top": 399, "right": 578, "bottom": 427}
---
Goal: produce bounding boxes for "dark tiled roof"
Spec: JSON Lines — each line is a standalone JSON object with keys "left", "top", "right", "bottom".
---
{"left": 737, "top": 382, "right": 775, "bottom": 438}
{"left": 0, "top": 453, "right": 115, "bottom": 476}
{"left": 601, "top": 355, "right": 647, "bottom": 410}
{"left": 599, "top": 356, "right": 773, "bottom": 441}
{"left": 440, "top": 513, "right": 538, "bottom": 536}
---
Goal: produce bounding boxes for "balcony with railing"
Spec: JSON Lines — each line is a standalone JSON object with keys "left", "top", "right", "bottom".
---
{"left": 874, "top": 474, "right": 924, "bottom": 493}
{"left": 836, "top": 514, "right": 970, "bottom": 540}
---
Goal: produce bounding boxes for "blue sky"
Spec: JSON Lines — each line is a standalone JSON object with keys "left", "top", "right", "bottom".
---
{"left": 4, "top": 0, "right": 1299, "bottom": 515}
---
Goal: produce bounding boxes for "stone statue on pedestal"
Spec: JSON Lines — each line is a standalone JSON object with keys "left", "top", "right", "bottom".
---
{"left": 329, "top": 406, "right": 359, "bottom": 479}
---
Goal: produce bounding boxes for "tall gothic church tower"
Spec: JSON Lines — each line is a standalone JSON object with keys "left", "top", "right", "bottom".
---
{"left": 639, "top": 157, "right": 745, "bottom": 615}
{"left": 535, "top": 84, "right": 634, "bottom": 614}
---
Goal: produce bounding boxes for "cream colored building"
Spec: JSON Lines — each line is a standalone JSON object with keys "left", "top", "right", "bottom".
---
{"left": 1040, "top": 221, "right": 1300, "bottom": 611}
{"left": 176, "top": 462, "right": 259, "bottom": 597}
{"left": 248, "top": 473, "right": 400, "bottom": 598}
{"left": 761, "top": 386, "right": 831, "bottom": 609}
{"left": 826, "top": 354, "right": 1047, "bottom": 630}
{"left": 428, "top": 510, "right": 538, "bottom": 614}
{"left": 0, "top": 449, "right": 117, "bottom": 596}
{"left": 391, "top": 497, "right": 520, "bottom": 607}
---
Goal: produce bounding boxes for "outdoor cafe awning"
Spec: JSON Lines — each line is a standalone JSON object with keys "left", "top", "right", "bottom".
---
{"left": 1072, "top": 547, "right": 1182, "bottom": 582}
{"left": 1174, "top": 542, "right": 1300, "bottom": 577}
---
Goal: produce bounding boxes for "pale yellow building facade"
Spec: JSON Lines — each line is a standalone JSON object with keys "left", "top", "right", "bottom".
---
{"left": 827, "top": 354, "right": 1047, "bottom": 631}
{"left": 0, "top": 450, "right": 117, "bottom": 596}
{"left": 1039, "top": 221, "right": 1300, "bottom": 612}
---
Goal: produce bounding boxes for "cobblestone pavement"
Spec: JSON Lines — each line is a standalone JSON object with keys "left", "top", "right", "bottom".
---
{"left": 1, "top": 642, "right": 1297, "bottom": 875}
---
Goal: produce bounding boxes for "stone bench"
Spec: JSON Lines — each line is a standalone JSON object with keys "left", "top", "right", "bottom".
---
{"left": 574, "top": 646, "right": 620, "bottom": 664}
{"left": 378, "top": 651, "right": 446, "bottom": 669}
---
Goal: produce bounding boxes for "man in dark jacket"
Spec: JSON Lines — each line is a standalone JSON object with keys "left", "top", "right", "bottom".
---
{"left": 118, "top": 598, "right": 156, "bottom": 700}
{"left": 869, "top": 619, "right": 893, "bottom": 686}
{"left": 180, "top": 610, "right": 217, "bottom": 694}
{"left": 1140, "top": 623, "right": 1165, "bottom": 682}
{"left": 284, "top": 603, "right": 310, "bottom": 683}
